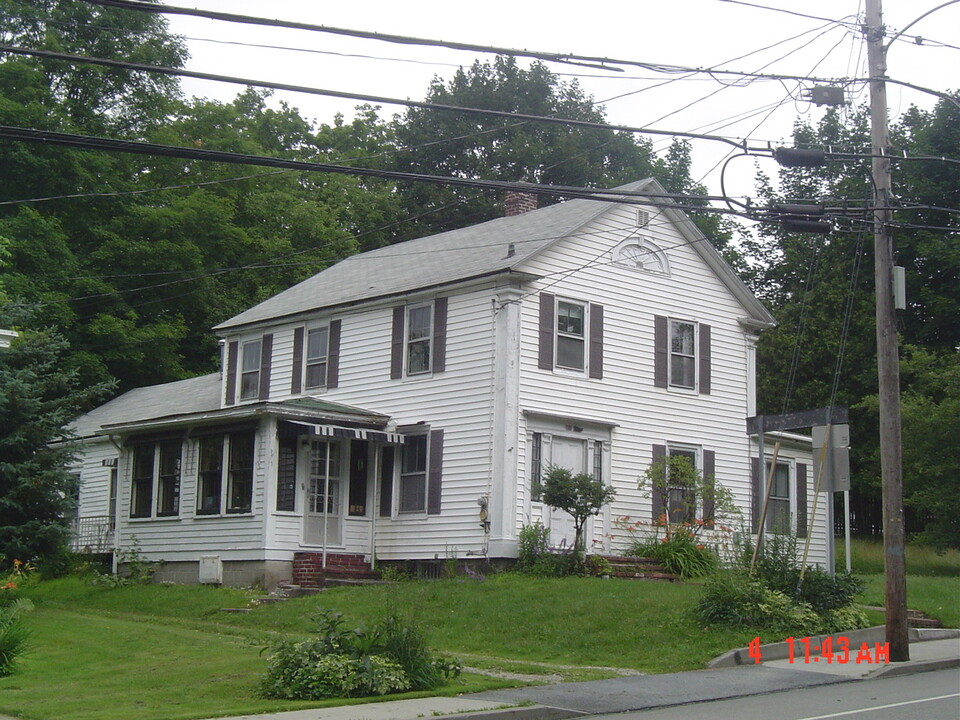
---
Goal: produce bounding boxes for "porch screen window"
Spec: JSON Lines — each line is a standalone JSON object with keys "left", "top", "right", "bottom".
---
{"left": 227, "top": 432, "right": 255, "bottom": 513}
{"left": 130, "top": 446, "right": 154, "bottom": 518}
{"left": 399, "top": 434, "right": 428, "bottom": 512}
{"left": 556, "top": 300, "right": 585, "bottom": 370}
{"left": 197, "top": 436, "right": 223, "bottom": 515}
{"left": 406, "top": 305, "right": 432, "bottom": 375}
{"left": 766, "top": 461, "right": 792, "bottom": 533}
{"left": 670, "top": 321, "right": 696, "bottom": 389}
{"left": 667, "top": 447, "right": 697, "bottom": 524}
{"left": 155, "top": 441, "right": 182, "bottom": 517}
{"left": 239, "top": 340, "right": 262, "bottom": 400}
{"left": 530, "top": 432, "right": 543, "bottom": 502}
{"left": 304, "top": 327, "right": 329, "bottom": 389}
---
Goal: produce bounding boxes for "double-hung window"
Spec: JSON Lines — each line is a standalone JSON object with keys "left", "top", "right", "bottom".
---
{"left": 195, "top": 432, "right": 255, "bottom": 515}
{"left": 667, "top": 446, "right": 698, "bottom": 524}
{"left": 766, "top": 460, "right": 793, "bottom": 533}
{"left": 399, "top": 434, "right": 428, "bottom": 513}
{"left": 239, "top": 339, "right": 262, "bottom": 400}
{"left": 556, "top": 300, "right": 586, "bottom": 371}
{"left": 130, "top": 441, "right": 182, "bottom": 519}
{"left": 406, "top": 304, "right": 433, "bottom": 375}
{"left": 669, "top": 320, "right": 696, "bottom": 389}
{"left": 304, "top": 326, "right": 329, "bottom": 390}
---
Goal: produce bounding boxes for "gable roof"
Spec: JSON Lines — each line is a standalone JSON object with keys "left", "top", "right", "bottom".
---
{"left": 215, "top": 179, "right": 774, "bottom": 332}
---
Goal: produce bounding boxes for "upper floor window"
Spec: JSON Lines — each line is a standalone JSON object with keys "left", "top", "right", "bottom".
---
{"left": 239, "top": 339, "right": 262, "bottom": 400}
{"left": 406, "top": 304, "right": 433, "bottom": 375}
{"left": 556, "top": 300, "right": 586, "bottom": 371}
{"left": 305, "top": 326, "right": 329, "bottom": 390}
{"left": 654, "top": 316, "right": 711, "bottom": 394}
{"left": 130, "top": 440, "right": 182, "bottom": 519}
{"left": 391, "top": 298, "right": 447, "bottom": 380}
{"left": 670, "top": 320, "right": 696, "bottom": 389}
{"left": 538, "top": 293, "right": 604, "bottom": 379}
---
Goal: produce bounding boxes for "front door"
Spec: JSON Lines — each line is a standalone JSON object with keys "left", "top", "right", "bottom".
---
{"left": 304, "top": 440, "right": 342, "bottom": 546}
{"left": 545, "top": 436, "right": 587, "bottom": 549}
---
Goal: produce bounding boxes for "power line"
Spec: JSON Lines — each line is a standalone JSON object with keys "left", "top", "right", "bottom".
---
{"left": 0, "top": 44, "right": 751, "bottom": 150}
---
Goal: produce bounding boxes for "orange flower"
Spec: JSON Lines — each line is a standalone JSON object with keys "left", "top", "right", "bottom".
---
{"left": 3, "top": 582, "right": 16, "bottom": 590}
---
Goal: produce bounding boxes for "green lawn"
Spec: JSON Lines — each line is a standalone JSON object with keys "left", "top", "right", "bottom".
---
{"left": 6, "top": 565, "right": 957, "bottom": 720}
{"left": 4, "top": 574, "right": 758, "bottom": 720}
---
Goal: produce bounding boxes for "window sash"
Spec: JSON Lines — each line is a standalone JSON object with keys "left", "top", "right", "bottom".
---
{"left": 399, "top": 435, "right": 428, "bottom": 513}
{"left": 406, "top": 305, "right": 432, "bottom": 375}
{"left": 239, "top": 340, "right": 262, "bottom": 399}
{"left": 155, "top": 441, "right": 181, "bottom": 517}
{"left": 226, "top": 433, "right": 255, "bottom": 513}
{"left": 197, "top": 436, "right": 224, "bottom": 515}
{"left": 131, "top": 446, "right": 154, "bottom": 518}
{"left": 669, "top": 321, "right": 696, "bottom": 389}
{"left": 556, "top": 300, "right": 586, "bottom": 370}
{"left": 766, "top": 461, "right": 792, "bottom": 532}
{"left": 667, "top": 448, "right": 698, "bottom": 524}
{"left": 304, "top": 327, "right": 329, "bottom": 389}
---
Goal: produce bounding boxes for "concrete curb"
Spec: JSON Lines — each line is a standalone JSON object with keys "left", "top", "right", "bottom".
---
{"left": 868, "top": 656, "right": 960, "bottom": 679}
{"left": 709, "top": 626, "right": 960, "bottom": 667}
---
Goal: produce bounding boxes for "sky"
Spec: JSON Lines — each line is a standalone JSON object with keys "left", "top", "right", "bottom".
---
{"left": 162, "top": 0, "right": 960, "bottom": 207}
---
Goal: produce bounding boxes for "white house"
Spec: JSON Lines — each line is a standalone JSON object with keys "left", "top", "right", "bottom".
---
{"left": 68, "top": 179, "right": 826, "bottom": 588}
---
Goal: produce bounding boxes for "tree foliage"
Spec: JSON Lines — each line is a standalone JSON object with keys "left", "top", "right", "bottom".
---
{"left": 538, "top": 466, "right": 615, "bottom": 552}
{"left": 748, "top": 96, "right": 959, "bottom": 547}
{"left": 0, "top": 310, "right": 113, "bottom": 570}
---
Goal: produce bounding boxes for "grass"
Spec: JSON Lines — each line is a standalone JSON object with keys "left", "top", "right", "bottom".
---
{"left": 4, "top": 574, "right": 762, "bottom": 720}
{"left": 8, "top": 552, "right": 957, "bottom": 720}
{"left": 838, "top": 537, "right": 960, "bottom": 576}
{"left": 840, "top": 537, "right": 960, "bottom": 629}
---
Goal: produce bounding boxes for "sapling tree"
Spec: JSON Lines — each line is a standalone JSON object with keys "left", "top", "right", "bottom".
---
{"left": 539, "top": 466, "right": 616, "bottom": 553}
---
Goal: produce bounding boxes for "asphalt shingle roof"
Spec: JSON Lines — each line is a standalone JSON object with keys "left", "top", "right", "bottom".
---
{"left": 213, "top": 181, "right": 648, "bottom": 331}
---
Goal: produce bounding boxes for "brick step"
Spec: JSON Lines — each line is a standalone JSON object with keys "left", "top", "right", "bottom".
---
{"left": 597, "top": 554, "right": 679, "bottom": 582}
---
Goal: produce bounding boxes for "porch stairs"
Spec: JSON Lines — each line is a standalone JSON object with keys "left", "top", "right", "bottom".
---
{"left": 291, "top": 552, "right": 384, "bottom": 589}
{"left": 600, "top": 555, "right": 679, "bottom": 582}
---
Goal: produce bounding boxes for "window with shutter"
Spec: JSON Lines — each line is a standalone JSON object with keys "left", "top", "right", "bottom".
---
{"left": 539, "top": 293, "right": 603, "bottom": 377}
{"left": 391, "top": 299, "right": 447, "bottom": 379}
{"left": 654, "top": 317, "right": 711, "bottom": 393}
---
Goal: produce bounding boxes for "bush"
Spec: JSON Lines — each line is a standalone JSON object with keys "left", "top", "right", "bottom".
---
{"left": 698, "top": 534, "right": 869, "bottom": 635}
{"left": 258, "top": 610, "right": 460, "bottom": 700}
{"left": 0, "top": 598, "right": 33, "bottom": 677}
{"left": 516, "top": 523, "right": 585, "bottom": 577}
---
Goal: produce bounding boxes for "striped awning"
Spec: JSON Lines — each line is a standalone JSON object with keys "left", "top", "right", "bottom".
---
{"left": 280, "top": 420, "right": 405, "bottom": 445}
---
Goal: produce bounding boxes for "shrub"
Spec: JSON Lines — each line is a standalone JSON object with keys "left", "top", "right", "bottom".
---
{"left": 258, "top": 644, "right": 407, "bottom": 699}
{"left": 258, "top": 611, "right": 460, "bottom": 700}
{"left": 516, "top": 522, "right": 585, "bottom": 577}
{"left": 697, "top": 573, "right": 820, "bottom": 635}
{"left": 0, "top": 598, "right": 33, "bottom": 677}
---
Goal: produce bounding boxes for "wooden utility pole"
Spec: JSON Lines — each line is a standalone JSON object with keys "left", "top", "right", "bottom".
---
{"left": 865, "top": 0, "right": 909, "bottom": 662}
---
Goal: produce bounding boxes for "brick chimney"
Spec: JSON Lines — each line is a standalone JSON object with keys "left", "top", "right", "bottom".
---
{"left": 504, "top": 190, "right": 538, "bottom": 217}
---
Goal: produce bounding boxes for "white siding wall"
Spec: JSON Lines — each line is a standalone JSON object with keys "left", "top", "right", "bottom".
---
{"left": 112, "top": 422, "right": 269, "bottom": 564}
{"left": 252, "top": 286, "right": 500, "bottom": 561}
{"left": 515, "top": 204, "right": 764, "bottom": 560}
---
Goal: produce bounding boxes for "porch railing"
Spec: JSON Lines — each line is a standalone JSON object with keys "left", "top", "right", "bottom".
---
{"left": 70, "top": 515, "right": 114, "bottom": 554}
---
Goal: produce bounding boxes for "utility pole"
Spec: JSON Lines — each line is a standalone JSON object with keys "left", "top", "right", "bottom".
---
{"left": 865, "top": 0, "right": 909, "bottom": 662}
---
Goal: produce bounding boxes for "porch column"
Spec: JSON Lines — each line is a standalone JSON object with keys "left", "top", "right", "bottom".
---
{"left": 488, "top": 286, "right": 523, "bottom": 557}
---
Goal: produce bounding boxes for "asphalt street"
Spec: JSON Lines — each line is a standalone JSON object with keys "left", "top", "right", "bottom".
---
{"left": 583, "top": 667, "right": 960, "bottom": 720}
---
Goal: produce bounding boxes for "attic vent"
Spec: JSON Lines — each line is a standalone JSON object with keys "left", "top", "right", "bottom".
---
{"left": 637, "top": 210, "right": 650, "bottom": 228}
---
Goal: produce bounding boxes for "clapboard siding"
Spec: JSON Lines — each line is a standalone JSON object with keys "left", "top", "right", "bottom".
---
{"left": 509, "top": 204, "right": 826, "bottom": 567}
{"left": 252, "top": 286, "right": 498, "bottom": 560}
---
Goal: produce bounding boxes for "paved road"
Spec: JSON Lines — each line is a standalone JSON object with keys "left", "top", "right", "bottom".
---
{"left": 586, "top": 667, "right": 960, "bottom": 720}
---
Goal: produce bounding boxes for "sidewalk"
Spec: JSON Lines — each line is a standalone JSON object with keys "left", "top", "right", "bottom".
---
{"left": 204, "top": 628, "right": 959, "bottom": 720}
